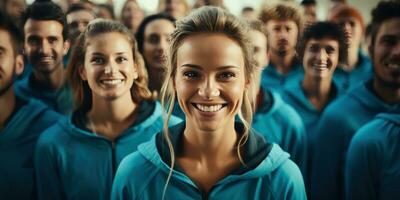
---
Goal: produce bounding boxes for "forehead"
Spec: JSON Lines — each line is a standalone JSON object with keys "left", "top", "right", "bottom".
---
{"left": 67, "top": 10, "right": 94, "bottom": 22}
{"left": 177, "top": 33, "right": 244, "bottom": 69}
{"left": 267, "top": 19, "right": 297, "bottom": 27}
{"left": 86, "top": 32, "right": 132, "bottom": 54}
{"left": 144, "top": 19, "right": 174, "bottom": 35}
{"left": 376, "top": 17, "right": 400, "bottom": 39}
{"left": 24, "top": 19, "right": 64, "bottom": 38}
{"left": 0, "top": 29, "right": 13, "bottom": 49}
{"left": 306, "top": 38, "right": 339, "bottom": 47}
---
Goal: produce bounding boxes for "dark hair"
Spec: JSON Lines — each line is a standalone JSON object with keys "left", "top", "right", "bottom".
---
{"left": 0, "top": 11, "right": 23, "bottom": 56}
{"left": 297, "top": 21, "right": 347, "bottom": 64}
{"left": 301, "top": 0, "right": 316, "bottom": 6}
{"left": 20, "top": 0, "right": 68, "bottom": 41}
{"left": 66, "top": 3, "right": 95, "bottom": 17}
{"left": 370, "top": 1, "right": 400, "bottom": 50}
{"left": 135, "top": 13, "right": 176, "bottom": 55}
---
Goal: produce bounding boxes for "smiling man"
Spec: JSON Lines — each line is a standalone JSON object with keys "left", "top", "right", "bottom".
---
{"left": 15, "top": 0, "right": 72, "bottom": 115}
{"left": 311, "top": 2, "right": 400, "bottom": 200}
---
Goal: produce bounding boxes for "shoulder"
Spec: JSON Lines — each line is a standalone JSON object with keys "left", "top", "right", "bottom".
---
{"left": 36, "top": 118, "right": 71, "bottom": 150}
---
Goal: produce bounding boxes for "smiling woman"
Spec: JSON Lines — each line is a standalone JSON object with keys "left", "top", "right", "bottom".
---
{"left": 34, "top": 19, "right": 181, "bottom": 200}
{"left": 111, "top": 6, "right": 307, "bottom": 200}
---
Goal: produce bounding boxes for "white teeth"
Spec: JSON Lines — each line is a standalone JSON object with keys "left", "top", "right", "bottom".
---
{"left": 313, "top": 64, "right": 327, "bottom": 68}
{"left": 196, "top": 104, "right": 223, "bottom": 112}
{"left": 101, "top": 80, "right": 123, "bottom": 85}
{"left": 387, "top": 64, "right": 400, "bottom": 70}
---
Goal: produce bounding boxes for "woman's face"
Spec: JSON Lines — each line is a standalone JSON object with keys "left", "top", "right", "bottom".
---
{"left": 174, "top": 33, "right": 247, "bottom": 132}
{"left": 81, "top": 32, "right": 138, "bottom": 101}
{"left": 143, "top": 19, "right": 175, "bottom": 71}
{"left": 121, "top": 0, "right": 144, "bottom": 32}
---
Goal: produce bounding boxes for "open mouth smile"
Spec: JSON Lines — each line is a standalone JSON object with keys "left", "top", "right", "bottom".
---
{"left": 192, "top": 103, "right": 227, "bottom": 112}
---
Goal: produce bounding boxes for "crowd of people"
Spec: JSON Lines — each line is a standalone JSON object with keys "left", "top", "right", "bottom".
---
{"left": 0, "top": 0, "right": 399, "bottom": 199}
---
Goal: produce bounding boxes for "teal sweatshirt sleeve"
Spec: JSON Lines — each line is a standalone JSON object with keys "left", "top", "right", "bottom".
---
{"left": 344, "top": 120, "right": 383, "bottom": 200}
{"left": 34, "top": 126, "right": 65, "bottom": 200}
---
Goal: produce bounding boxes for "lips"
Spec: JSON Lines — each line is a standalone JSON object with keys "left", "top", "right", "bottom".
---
{"left": 99, "top": 79, "right": 125, "bottom": 86}
{"left": 313, "top": 63, "right": 328, "bottom": 70}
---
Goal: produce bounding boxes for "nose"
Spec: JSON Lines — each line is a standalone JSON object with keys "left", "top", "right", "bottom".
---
{"left": 198, "top": 77, "right": 220, "bottom": 99}
{"left": 39, "top": 40, "right": 51, "bottom": 54}
{"left": 158, "top": 37, "right": 169, "bottom": 53}
{"left": 317, "top": 49, "right": 328, "bottom": 62}
{"left": 104, "top": 60, "right": 118, "bottom": 74}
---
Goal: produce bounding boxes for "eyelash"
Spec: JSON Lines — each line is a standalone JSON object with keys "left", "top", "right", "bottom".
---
{"left": 182, "top": 71, "right": 236, "bottom": 80}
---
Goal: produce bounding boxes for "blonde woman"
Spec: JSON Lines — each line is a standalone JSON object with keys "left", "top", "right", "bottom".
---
{"left": 112, "top": 7, "right": 306, "bottom": 200}
{"left": 34, "top": 19, "right": 181, "bottom": 200}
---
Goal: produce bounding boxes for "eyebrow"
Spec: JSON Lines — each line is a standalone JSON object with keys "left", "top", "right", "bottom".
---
{"left": 179, "top": 63, "right": 240, "bottom": 70}
{"left": 90, "top": 52, "right": 128, "bottom": 56}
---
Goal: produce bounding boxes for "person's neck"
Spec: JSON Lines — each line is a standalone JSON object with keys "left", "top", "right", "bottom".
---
{"left": 87, "top": 94, "right": 138, "bottom": 141}
{"left": 373, "top": 79, "right": 400, "bottom": 104}
{"left": 302, "top": 75, "right": 333, "bottom": 111}
{"left": 32, "top": 64, "right": 66, "bottom": 91}
{"left": 0, "top": 89, "right": 16, "bottom": 130}
{"left": 182, "top": 119, "right": 238, "bottom": 162}
{"left": 341, "top": 46, "right": 359, "bottom": 72}
{"left": 270, "top": 51, "right": 296, "bottom": 75}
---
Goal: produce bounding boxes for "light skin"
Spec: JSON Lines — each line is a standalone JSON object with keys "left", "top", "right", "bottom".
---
{"left": 80, "top": 32, "right": 139, "bottom": 141}
{"left": 370, "top": 17, "right": 400, "bottom": 104}
{"left": 23, "top": 19, "right": 70, "bottom": 90}
{"left": 335, "top": 17, "right": 363, "bottom": 71}
{"left": 121, "top": 0, "right": 144, "bottom": 33}
{"left": 303, "top": 4, "right": 317, "bottom": 27}
{"left": 0, "top": 29, "right": 24, "bottom": 129}
{"left": 143, "top": 19, "right": 175, "bottom": 93}
{"left": 302, "top": 38, "right": 339, "bottom": 111}
{"left": 249, "top": 29, "right": 269, "bottom": 95}
{"left": 5, "top": 0, "right": 26, "bottom": 19}
{"left": 67, "top": 10, "right": 95, "bottom": 41}
{"left": 159, "top": 0, "right": 187, "bottom": 19}
{"left": 174, "top": 33, "right": 247, "bottom": 194}
{"left": 265, "top": 19, "right": 298, "bottom": 74}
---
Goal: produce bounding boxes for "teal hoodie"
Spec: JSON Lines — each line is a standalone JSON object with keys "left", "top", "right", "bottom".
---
{"left": 0, "top": 97, "right": 62, "bottom": 200}
{"left": 34, "top": 101, "right": 182, "bottom": 200}
{"left": 253, "top": 88, "right": 307, "bottom": 174}
{"left": 260, "top": 61, "right": 304, "bottom": 94}
{"left": 333, "top": 52, "right": 372, "bottom": 93}
{"left": 310, "top": 81, "right": 399, "bottom": 200}
{"left": 14, "top": 74, "right": 73, "bottom": 115}
{"left": 112, "top": 122, "right": 307, "bottom": 200}
{"left": 345, "top": 109, "right": 400, "bottom": 200}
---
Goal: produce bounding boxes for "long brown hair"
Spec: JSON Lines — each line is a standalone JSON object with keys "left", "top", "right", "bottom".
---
{"left": 67, "top": 19, "right": 155, "bottom": 113}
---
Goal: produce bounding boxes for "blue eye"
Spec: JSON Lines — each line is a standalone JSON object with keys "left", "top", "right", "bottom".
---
{"left": 91, "top": 57, "right": 104, "bottom": 64}
{"left": 183, "top": 71, "right": 198, "bottom": 78}
{"left": 218, "top": 72, "right": 235, "bottom": 80}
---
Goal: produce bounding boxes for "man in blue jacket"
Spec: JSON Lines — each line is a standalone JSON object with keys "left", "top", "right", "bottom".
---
{"left": 0, "top": 11, "right": 62, "bottom": 200}
{"left": 15, "top": 0, "right": 73, "bottom": 115}
{"left": 311, "top": 1, "right": 400, "bottom": 200}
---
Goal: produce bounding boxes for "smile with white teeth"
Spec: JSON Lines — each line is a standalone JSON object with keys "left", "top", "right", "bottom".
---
{"left": 195, "top": 104, "right": 224, "bottom": 112}
{"left": 313, "top": 63, "right": 328, "bottom": 69}
{"left": 100, "top": 79, "right": 124, "bottom": 85}
{"left": 386, "top": 63, "right": 400, "bottom": 70}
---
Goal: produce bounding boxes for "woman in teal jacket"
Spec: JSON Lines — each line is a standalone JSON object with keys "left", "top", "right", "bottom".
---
{"left": 112, "top": 6, "right": 306, "bottom": 200}
{"left": 34, "top": 19, "right": 181, "bottom": 200}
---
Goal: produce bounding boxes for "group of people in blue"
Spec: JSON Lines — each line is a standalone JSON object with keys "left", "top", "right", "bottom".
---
{"left": 0, "top": 0, "right": 399, "bottom": 199}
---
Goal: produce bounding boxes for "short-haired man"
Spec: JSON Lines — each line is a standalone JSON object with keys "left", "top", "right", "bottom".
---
{"left": 249, "top": 20, "right": 308, "bottom": 176}
{"left": 15, "top": 0, "right": 73, "bottom": 114}
{"left": 329, "top": 5, "right": 372, "bottom": 93}
{"left": 311, "top": 2, "right": 400, "bottom": 200}
{"left": 66, "top": 3, "right": 95, "bottom": 46}
{"left": 0, "top": 11, "right": 61, "bottom": 200}
{"left": 344, "top": 2, "right": 400, "bottom": 199}
{"left": 259, "top": 3, "right": 304, "bottom": 93}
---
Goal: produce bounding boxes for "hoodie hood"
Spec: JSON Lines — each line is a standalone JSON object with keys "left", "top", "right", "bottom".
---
{"left": 137, "top": 122, "right": 289, "bottom": 186}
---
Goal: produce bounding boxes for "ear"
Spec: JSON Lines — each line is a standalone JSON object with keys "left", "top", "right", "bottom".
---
{"left": 133, "top": 65, "right": 139, "bottom": 80}
{"left": 368, "top": 43, "right": 373, "bottom": 60}
{"left": 63, "top": 39, "right": 71, "bottom": 56}
{"left": 14, "top": 55, "right": 24, "bottom": 76}
{"left": 79, "top": 65, "right": 87, "bottom": 80}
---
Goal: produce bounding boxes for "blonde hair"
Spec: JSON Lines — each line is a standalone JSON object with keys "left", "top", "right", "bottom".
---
{"left": 67, "top": 19, "right": 155, "bottom": 113}
{"left": 159, "top": 6, "right": 257, "bottom": 197}
{"left": 259, "top": 3, "right": 304, "bottom": 35}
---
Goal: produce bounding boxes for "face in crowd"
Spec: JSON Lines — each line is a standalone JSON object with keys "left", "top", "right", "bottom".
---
{"left": 265, "top": 19, "right": 298, "bottom": 56}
